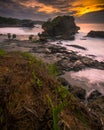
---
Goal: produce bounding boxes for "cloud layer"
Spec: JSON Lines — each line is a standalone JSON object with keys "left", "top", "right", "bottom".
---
{"left": 0, "top": 0, "right": 104, "bottom": 20}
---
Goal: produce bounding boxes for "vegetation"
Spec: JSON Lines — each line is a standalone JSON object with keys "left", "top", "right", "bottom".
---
{"left": 0, "top": 49, "right": 7, "bottom": 56}
{"left": 0, "top": 16, "right": 44, "bottom": 27}
{"left": 47, "top": 95, "right": 65, "bottom": 130}
{"left": 0, "top": 51, "right": 102, "bottom": 130}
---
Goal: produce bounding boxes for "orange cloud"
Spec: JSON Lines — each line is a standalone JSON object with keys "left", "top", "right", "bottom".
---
{"left": 19, "top": 1, "right": 59, "bottom": 14}
{"left": 71, "top": 0, "right": 104, "bottom": 16}
{"left": 19, "top": 0, "right": 104, "bottom": 16}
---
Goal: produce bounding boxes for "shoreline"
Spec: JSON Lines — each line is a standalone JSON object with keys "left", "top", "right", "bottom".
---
{"left": 0, "top": 34, "right": 104, "bottom": 125}
{"left": 0, "top": 34, "right": 104, "bottom": 97}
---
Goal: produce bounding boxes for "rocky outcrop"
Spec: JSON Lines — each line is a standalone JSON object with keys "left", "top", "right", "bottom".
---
{"left": 39, "top": 15, "right": 80, "bottom": 40}
{"left": 87, "top": 31, "right": 104, "bottom": 38}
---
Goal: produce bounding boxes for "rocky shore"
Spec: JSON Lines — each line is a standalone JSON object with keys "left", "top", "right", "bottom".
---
{"left": 87, "top": 31, "right": 104, "bottom": 38}
{"left": 0, "top": 35, "right": 104, "bottom": 128}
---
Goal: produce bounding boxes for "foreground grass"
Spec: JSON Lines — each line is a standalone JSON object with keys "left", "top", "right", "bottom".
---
{"left": 0, "top": 51, "right": 102, "bottom": 130}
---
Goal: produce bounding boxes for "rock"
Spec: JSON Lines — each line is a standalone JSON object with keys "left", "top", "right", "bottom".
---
{"left": 69, "top": 86, "right": 86, "bottom": 100}
{"left": 88, "top": 90, "right": 102, "bottom": 101}
{"left": 87, "top": 31, "right": 104, "bottom": 38}
{"left": 39, "top": 15, "right": 80, "bottom": 40}
{"left": 73, "top": 60, "right": 85, "bottom": 71}
{"left": 67, "top": 45, "right": 87, "bottom": 50}
{"left": 57, "top": 77, "right": 69, "bottom": 86}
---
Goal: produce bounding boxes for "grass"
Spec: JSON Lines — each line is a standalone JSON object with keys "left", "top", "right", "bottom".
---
{"left": 56, "top": 85, "right": 69, "bottom": 100}
{"left": 0, "top": 51, "right": 100, "bottom": 130}
{"left": 32, "top": 71, "right": 43, "bottom": 88}
{"left": 0, "top": 49, "right": 7, "bottom": 56}
{"left": 46, "top": 95, "right": 65, "bottom": 130}
{"left": 48, "top": 64, "right": 59, "bottom": 76}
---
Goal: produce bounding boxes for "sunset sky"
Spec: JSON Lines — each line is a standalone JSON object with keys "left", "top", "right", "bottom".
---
{"left": 0, "top": 0, "right": 104, "bottom": 21}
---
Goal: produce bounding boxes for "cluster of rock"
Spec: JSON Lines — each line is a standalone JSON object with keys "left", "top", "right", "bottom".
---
{"left": 87, "top": 31, "right": 104, "bottom": 38}
{"left": 39, "top": 15, "right": 80, "bottom": 40}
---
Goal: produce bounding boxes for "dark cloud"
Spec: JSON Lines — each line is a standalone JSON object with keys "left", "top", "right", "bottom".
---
{"left": 0, "top": 0, "right": 104, "bottom": 20}
{"left": 36, "top": 0, "right": 74, "bottom": 12}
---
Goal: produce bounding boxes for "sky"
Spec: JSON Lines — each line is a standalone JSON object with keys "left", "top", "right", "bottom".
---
{"left": 0, "top": 0, "right": 104, "bottom": 21}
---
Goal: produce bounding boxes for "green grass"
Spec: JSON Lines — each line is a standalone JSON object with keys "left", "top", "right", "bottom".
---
{"left": 22, "top": 52, "right": 34, "bottom": 59}
{"left": 56, "top": 85, "right": 69, "bottom": 100}
{"left": 48, "top": 64, "right": 59, "bottom": 76}
{"left": 32, "top": 71, "right": 42, "bottom": 88}
{"left": 46, "top": 95, "right": 64, "bottom": 130}
{"left": 0, "top": 49, "right": 7, "bottom": 56}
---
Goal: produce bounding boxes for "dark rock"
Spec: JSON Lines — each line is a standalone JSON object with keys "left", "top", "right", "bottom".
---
{"left": 73, "top": 60, "right": 85, "bottom": 71}
{"left": 69, "top": 86, "right": 86, "bottom": 100}
{"left": 87, "top": 31, "right": 104, "bottom": 38}
{"left": 57, "top": 77, "right": 69, "bottom": 86}
{"left": 67, "top": 45, "right": 87, "bottom": 50}
{"left": 88, "top": 90, "right": 102, "bottom": 101}
{"left": 39, "top": 15, "right": 80, "bottom": 40}
{"left": 48, "top": 46, "right": 66, "bottom": 54}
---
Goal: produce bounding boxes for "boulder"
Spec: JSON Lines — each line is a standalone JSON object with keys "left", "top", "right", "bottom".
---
{"left": 87, "top": 31, "right": 104, "bottom": 38}
{"left": 39, "top": 15, "right": 80, "bottom": 40}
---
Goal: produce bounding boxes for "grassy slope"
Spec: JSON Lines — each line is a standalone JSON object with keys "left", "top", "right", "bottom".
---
{"left": 0, "top": 51, "right": 102, "bottom": 130}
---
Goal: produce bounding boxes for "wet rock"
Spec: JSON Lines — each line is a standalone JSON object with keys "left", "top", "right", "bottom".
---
{"left": 67, "top": 44, "right": 87, "bottom": 50}
{"left": 69, "top": 86, "right": 86, "bottom": 100}
{"left": 48, "top": 46, "right": 66, "bottom": 54}
{"left": 87, "top": 31, "right": 104, "bottom": 38}
{"left": 88, "top": 90, "right": 102, "bottom": 101}
{"left": 73, "top": 60, "right": 85, "bottom": 71}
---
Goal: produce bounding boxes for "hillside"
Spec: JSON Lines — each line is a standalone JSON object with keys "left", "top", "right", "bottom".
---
{"left": 0, "top": 50, "right": 103, "bottom": 130}
{"left": 0, "top": 16, "right": 44, "bottom": 27}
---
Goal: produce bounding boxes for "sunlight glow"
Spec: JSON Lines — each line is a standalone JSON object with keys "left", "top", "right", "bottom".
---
{"left": 19, "top": 0, "right": 104, "bottom": 16}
